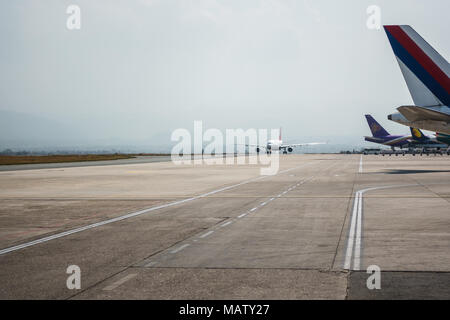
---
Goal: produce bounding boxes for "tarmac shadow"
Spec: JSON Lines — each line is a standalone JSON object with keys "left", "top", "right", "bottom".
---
{"left": 383, "top": 169, "right": 450, "bottom": 174}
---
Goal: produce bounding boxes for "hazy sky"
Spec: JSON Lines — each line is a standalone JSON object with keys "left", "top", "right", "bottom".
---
{"left": 0, "top": 0, "right": 449, "bottom": 148}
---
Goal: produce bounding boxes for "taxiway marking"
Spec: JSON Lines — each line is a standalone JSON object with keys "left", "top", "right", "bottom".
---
{"left": 145, "top": 261, "right": 158, "bottom": 267}
{"left": 359, "top": 155, "right": 363, "bottom": 173}
{"left": 199, "top": 230, "right": 214, "bottom": 238}
{"left": 344, "top": 184, "right": 419, "bottom": 270}
{"left": 103, "top": 273, "right": 137, "bottom": 291}
{"left": 220, "top": 221, "right": 233, "bottom": 228}
{"left": 170, "top": 244, "right": 190, "bottom": 254}
{"left": 141, "top": 164, "right": 342, "bottom": 268}
{"left": 0, "top": 162, "right": 314, "bottom": 256}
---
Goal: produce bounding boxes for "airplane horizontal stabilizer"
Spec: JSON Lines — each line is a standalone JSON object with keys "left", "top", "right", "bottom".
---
{"left": 397, "top": 105, "right": 450, "bottom": 122}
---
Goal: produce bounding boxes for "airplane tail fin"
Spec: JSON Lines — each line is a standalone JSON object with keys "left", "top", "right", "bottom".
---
{"left": 383, "top": 25, "right": 450, "bottom": 107}
{"left": 410, "top": 127, "right": 428, "bottom": 142}
{"left": 365, "top": 115, "right": 389, "bottom": 137}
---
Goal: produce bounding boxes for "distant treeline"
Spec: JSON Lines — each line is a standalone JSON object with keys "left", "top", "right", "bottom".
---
{"left": 0, "top": 149, "right": 170, "bottom": 156}
{"left": 0, "top": 149, "right": 123, "bottom": 156}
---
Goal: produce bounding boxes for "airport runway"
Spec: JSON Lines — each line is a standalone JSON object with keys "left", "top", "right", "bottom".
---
{"left": 0, "top": 154, "right": 449, "bottom": 299}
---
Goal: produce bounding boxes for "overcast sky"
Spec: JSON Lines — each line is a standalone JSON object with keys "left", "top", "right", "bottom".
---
{"left": 0, "top": 0, "right": 449, "bottom": 148}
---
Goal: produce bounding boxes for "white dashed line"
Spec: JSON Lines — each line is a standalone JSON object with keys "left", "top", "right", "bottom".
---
{"left": 220, "top": 221, "right": 233, "bottom": 228}
{"left": 103, "top": 273, "right": 137, "bottom": 291}
{"left": 145, "top": 261, "right": 158, "bottom": 267}
{"left": 0, "top": 163, "right": 314, "bottom": 256}
{"left": 237, "top": 213, "right": 247, "bottom": 218}
{"left": 170, "top": 243, "right": 190, "bottom": 254}
{"left": 199, "top": 230, "right": 214, "bottom": 238}
{"left": 250, "top": 207, "right": 257, "bottom": 212}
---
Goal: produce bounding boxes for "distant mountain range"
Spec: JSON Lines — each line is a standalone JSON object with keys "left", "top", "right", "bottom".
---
{"left": 0, "top": 109, "right": 372, "bottom": 153}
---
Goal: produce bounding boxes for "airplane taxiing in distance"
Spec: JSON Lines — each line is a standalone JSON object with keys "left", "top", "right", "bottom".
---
{"left": 383, "top": 25, "right": 450, "bottom": 134}
{"left": 248, "top": 128, "right": 325, "bottom": 154}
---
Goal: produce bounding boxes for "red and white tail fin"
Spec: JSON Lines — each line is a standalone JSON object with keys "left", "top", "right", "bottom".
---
{"left": 383, "top": 25, "right": 449, "bottom": 107}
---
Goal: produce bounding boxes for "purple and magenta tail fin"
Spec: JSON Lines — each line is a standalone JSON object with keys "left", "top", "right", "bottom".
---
{"left": 365, "top": 114, "right": 390, "bottom": 137}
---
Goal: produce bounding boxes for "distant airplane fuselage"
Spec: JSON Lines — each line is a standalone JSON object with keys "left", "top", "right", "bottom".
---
{"left": 251, "top": 128, "right": 324, "bottom": 154}
{"left": 266, "top": 139, "right": 292, "bottom": 152}
{"left": 364, "top": 135, "right": 410, "bottom": 148}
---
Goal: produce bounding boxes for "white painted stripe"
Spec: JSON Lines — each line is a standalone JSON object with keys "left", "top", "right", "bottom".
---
{"left": 260, "top": 202, "right": 267, "bottom": 206}
{"left": 269, "top": 198, "right": 275, "bottom": 201}
{"left": 354, "top": 192, "right": 363, "bottom": 270}
{"left": 344, "top": 183, "right": 421, "bottom": 270}
{"left": 344, "top": 192, "right": 359, "bottom": 270}
{"left": 359, "top": 155, "right": 363, "bottom": 173}
{"left": 0, "top": 162, "right": 314, "bottom": 256}
{"left": 170, "top": 243, "right": 190, "bottom": 254}
{"left": 237, "top": 213, "right": 247, "bottom": 218}
{"left": 220, "top": 221, "right": 232, "bottom": 228}
{"left": 199, "top": 230, "right": 214, "bottom": 238}
{"left": 145, "top": 261, "right": 158, "bottom": 267}
{"left": 250, "top": 207, "right": 257, "bottom": 212}
{"left": 103, "top": 273, "right": 137, "bottom": 291}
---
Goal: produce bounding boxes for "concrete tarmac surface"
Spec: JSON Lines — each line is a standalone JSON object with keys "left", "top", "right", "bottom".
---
{"left": 0, "top": 154, "right": 448, "bottom": 299}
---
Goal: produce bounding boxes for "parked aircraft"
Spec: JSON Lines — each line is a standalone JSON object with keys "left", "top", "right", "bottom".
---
{"left": 364, "top": 115, "right": 446, "bottom": 150}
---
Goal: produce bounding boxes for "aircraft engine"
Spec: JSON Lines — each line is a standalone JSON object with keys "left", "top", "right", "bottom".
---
{"left": 288, "top": 147, "right": 293, "bottom": 152}
{"left": 256, "top": 147, "right": 260, "bottom": 153}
